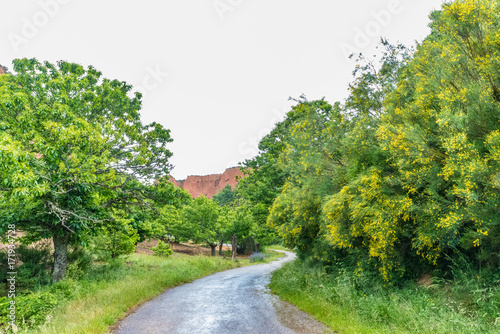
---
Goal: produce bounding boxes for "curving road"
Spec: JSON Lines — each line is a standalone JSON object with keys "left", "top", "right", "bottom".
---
{"left": 114, "top": 251, "right": 331, "bottom": 334}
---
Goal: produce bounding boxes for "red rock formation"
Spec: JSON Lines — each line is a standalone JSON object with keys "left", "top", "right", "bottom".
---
{"left": 0, "top": 66, "right": 6, "bottom": 75}
{"left": 169, "top": 167, "right": 246, "bottom": 199}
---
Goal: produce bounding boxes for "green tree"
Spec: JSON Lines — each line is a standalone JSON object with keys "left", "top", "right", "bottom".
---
{"left": 321, "top": 43, "right": 415, "bottom": 280}
{"left": 153, "top": 178, "right": 192, "bottom": 243}
{"left": 266, "top": 0, "right": 500, "bottom": 281}
{"left": 0, "top": 59, "right": 173, "bottom": 282}
{"left": 237, "top": 100, "right": 307, "bottom": 245}
{"left": 377, "top": 0, "right": 500, "bottom": 270}
{"left": 213, "top": 184, "right": 239, "bottom": 207}
{"left": 92, "top": 217, "right": 139, "bottom": 259}
{"left": 267, "top": 98, "right": 344, "bottom": 257}
{"left": 180, "top": 196, "right": 221, "bottom": 256}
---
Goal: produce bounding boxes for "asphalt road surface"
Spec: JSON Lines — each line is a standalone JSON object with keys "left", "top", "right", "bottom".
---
{"left": 114, "top": 251, "right": 331, "bottom": 334}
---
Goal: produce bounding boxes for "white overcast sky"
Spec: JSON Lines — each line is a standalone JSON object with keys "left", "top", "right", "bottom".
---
{"left": 1, "top": 0, "right": 444, "bottom": 179}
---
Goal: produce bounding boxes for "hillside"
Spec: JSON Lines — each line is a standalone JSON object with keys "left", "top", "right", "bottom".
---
{"left": 169, "top": 167, "right": 245, "bottom": 198}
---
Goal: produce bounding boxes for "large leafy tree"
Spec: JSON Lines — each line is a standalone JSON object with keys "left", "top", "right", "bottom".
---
{"left": 265, "top": 0, "right": 500, "bottom": 282}
{"left": 377, "top": 0, "right": 500, "bottom": 269}
{"left": 236, "top": 99, "right": 306, "bottom": 245}
{"left": 268, "top": 99, "right": 342, "bottom": 255}
{"left": 180, "top": 196, "right": 221, "bottom": 256}
{"left": 153, "top": 178, "right": 192, "bottom": 243}
{"left": 321, "top": 43, "right": 415, "bottom": 280}
{"left": 0, "top": 59, "right": 173, "bottom": 281}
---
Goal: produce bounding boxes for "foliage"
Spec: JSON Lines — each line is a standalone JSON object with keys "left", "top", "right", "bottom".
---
{"left": 0, "top": 291, "right": 59, "bottom": 332}
{"left": 0, "top": 278, "right": 77, "bottom": 333}
{"left": 179, "top": 196, "right": 221, "bottom": 250}
{"left": 248, "top": 252, "right": 267, "bottom": 263}
{"left": 9, "top": 243, "right": 53, "bottom": 292}
{"left": 0, "top": 243, "right": 92, "bottom": 299}
{"left": 237, "top": 108, "right": 296, "bottom": 244}
{"left": 152, "top": 241, "right": 173, "bottom": 257}
{"left": 65, "top": 245, "right": 93, "bottom": 279}
{"left": 153, "top": 179, "right": 192, "bottom": 243}
{"left": 213, "top": 184, "right": 239, "bottom": 207}
{"left": 91, "top": 220, "right": 139, "bottom": 259}
{"left": 0, "top": 58, "right": 173, "bottom": 281}
{"left": 376, "top": 0, "right": 500, "bottom": 272}
{"left": 254, "top": 0, "right": 500, "bottom": 282}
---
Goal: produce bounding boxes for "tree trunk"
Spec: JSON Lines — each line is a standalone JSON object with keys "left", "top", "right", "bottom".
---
{"left": 210, "top": 243, "right": 216, "bottom": 256}
{"left": 52, "top": 233, "right": 70, "bottom": 283}
{"left": 219, "top": 238, "right": 223, "bottom": 256}
{"left": 232, "top": 234, "right": 237, "bottom": 261}
{"left": 255, "top": 243, "right": 260, "bottom": 253}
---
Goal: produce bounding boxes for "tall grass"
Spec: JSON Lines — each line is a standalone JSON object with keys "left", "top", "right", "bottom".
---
{"left": 269, "top": 260, "right": 500, "bottom": 334}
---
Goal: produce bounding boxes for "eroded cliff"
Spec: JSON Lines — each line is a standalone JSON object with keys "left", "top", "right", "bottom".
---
{"left": 169, "top": 167, "right": 245, "bottom": 198}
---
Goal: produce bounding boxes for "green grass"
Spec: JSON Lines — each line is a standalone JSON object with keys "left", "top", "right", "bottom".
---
{"left": 265, "top": 244, "right": 292, "bottom": 252}
{"left": 8, "top": 253, "right": 248, "bottom": 334}
{"left": 269, "top": 260, "right": 500, "bottom": 334}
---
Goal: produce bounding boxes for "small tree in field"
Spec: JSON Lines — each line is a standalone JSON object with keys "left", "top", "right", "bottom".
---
{"left": 153, "top": 178, "right": 193, "bottom": 244}
{"left": 0, "top": 59, "right": 173, "bottom": 282}
{"left": 180, "top": 196, "right": 221, "bottom": 256}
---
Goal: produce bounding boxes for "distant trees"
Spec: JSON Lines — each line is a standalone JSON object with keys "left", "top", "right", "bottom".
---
{"left": 212, "top": 184, "right": 239, "bottom": 207}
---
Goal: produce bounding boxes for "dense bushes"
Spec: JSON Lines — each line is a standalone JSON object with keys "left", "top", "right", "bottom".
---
{"left": 246, "top": 0, "right": 500, "bottom": 283}
{"left": 0, "top": 278, "right": 77, "bottom": 332}
{"left": 0, "top": 243, "right": 94, "bottom": 332}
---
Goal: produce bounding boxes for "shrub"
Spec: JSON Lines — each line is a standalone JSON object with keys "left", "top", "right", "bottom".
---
{"left": 237, "top": 237, "right": 256, "bottom": 255}
{"left": 10, "top": 242, "right": 53, "bottom": 293}
{"left": 91, "top": 225, "right": 139, "bottom": 260}
{"left": 249, "top": 252, "right": 266, "bottom": 263}
{"left": 152, "top": 241, "right": 173, "bottom": 258}
{"left": 0, "top": 250, "right": 9, "bottom": 296}
{"left": 66, "top": 246, "right": 94, "bottom": 280}
{"left": 0, "top": 290, "right": 60, "bottom": 332}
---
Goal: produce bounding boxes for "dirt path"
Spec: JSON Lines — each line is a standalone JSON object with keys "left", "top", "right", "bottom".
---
{"left": 113, "top": 251, "right": 331, "bottom": 334}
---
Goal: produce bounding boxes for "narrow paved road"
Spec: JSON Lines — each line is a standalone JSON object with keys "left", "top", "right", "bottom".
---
{"left": 114, "top": 251, "right": 331, "bottom": 334}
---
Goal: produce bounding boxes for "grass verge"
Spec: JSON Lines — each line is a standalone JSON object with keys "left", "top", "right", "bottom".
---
{"left": 12, "top": 254, "right": 248, "bottom": 334}
{"left": 265, "top": 244, "right": 291, "bottom": 252}
{"left": 269, "top": 260, "right": 500, "bottom": 334}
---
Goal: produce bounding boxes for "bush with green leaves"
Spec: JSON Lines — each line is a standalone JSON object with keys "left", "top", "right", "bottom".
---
{"left": 0, "top": 291, "right": 59, "bottom": 332}
{"left": 0, "top": 243, "right": 53, "bottom": 295}
{"left": 249, "top": 252, "right": 267, "bottom": 263}
{"left": 91, "top": 222, "right": 139, "bottom": 260}
{"left": 15, "top": 243, "right": 53, "bottom": 292}
{"left": 152, "top": 241, "right": 173, "bottom": 258}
